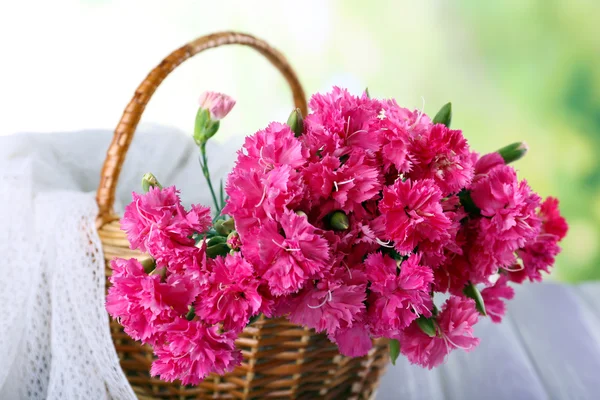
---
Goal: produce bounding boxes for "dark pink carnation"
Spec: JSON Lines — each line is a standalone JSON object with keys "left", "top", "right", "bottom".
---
{"left": 248, "top": 210, "right": 330, "bottom": 296}
{"left": 331, "top": 323, "right": 373, "bottom": 357}
{"left": 399, "top": 296, "right": 480, "bottom": 369}
{"left": 539, "top": 197, "right": 568, "bottom": 240}
{"left": 365, "top": 253, "right": 433, "bottom": 336}
{"left": 303, "top": 87, "right": 381, "bottom": 157}
{"left": 377, "top": 179, "right": 452, "bottom": 255}
{"left": 106, "top": 258, "right": 197, "bottom": 345}
{"left": 481, "top": 276, "right": 514, "bottom": 323}
{"left": 121, "top": 186, "right": 211, "bottom": 271}
{"left": 408, "top": 124, "right": 474, "bottom": 194}
{"left": 287, "top": 269, "right": 366, "bottom": 336}
{"left": 196, "top": 253, "right": 262, "bottom": 332}
{"left": 470, "top": 165, "right": 541, "bottom": 264}
{"left": 151, "top": 319, "right": 241, "bottom": 385}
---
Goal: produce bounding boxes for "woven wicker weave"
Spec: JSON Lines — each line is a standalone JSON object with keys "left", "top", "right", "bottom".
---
{"left": 96, "top": 31, "right": 389, "bottom": 400}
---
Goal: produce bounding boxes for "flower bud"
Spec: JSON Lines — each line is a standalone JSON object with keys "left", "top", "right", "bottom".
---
{"left": 214, "top": 219, "right": 232, "bottom": 236}
{"left": 432, "top": 102, "right": 452, "bottom": 127}
{"left": 140, "top": 257, "right": 156, "bottom": 274}
{"left": 141, "top": 173, "right": 162, "bottom": 192}
{"left": 222, "top": 218, "right": 235, "bottom": 232}
{"left": 330, "top": 211, "right": 349, "bottom": 231}
{"left": 295, "top": 210, "right": 307, "bottom": 217}
{"left": 185, "top": 306, "right": 195, "bottom": 321}
{"left": 193, "top": 108, "right": 220, "bottom": 146}
{"left": 286, "top": 108, "right": 304, "bottom": 137}
{"left": 226, "top": 231, "right": 241, "bottom": 251}
{"left": 463, "top": 282, "right": 487, "bottom": 316}
{"left": 497, "top": 142, "right": 528, "bottom": 164}
{"left": 206, "top": 243, "right": 230, "bottom": 258}
{"left": 416, "top": 316, "right": 437, "bottom": 337}
{"left": 198, "top": 91, "right": 236, "bottom": 121}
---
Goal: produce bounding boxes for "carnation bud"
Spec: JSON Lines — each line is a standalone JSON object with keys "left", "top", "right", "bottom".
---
{"left": 389, "top": 339, "right": 400, "bottom": 366}
{"left": 416, "top": 316, "right": 437, "bottom": 337}
{"left": 193, "top": 108, "right": 220, "bottom": 146}
{"left": 295, "top": 210, "right": 307, "bottom": 217}
{"left": 140, "top": 257, "right": 156, "bottom": 274}
{"left": 198, "top": 91, "right": 236, "bottom": 121}
{"left": 286, "top": 108, "right": 304, "bottom": 137}
{"left": 463, "top": 282, "right": 487, "bottom": 316}
{"left": 214, "top": 219, "right": 232, "bottom": 236}
{"left": 141, "top": 173, "right": 162, "bottom": 192}
{"left": 432, "top": 102, "right": 452, "bottom": 127}
{"left": 226, "top": 231, "right": 241, "bottom": 251}
{"left": 497, "top": 142, "right": 528, "bottom": 164}
{"left": 185, "top": 306, "right": 195, "bottom": 321}
{"left": 222, "top": 218, "right": 235, "bottom": 232}
{"left": 330, "top": 211, "right": 349, "bottom": 231}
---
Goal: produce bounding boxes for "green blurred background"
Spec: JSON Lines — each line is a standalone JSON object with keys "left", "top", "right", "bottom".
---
{"left": 0, "top": 0, "right": 597, "bottom": 281}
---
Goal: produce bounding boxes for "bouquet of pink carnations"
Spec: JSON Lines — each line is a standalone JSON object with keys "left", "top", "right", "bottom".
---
{"left": 106, "top": 88, "right": 567, "bottom": 384}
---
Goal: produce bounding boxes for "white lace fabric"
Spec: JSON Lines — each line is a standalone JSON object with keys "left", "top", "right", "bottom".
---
{"left": 0, "top": 127, "right": 241, "bottom": 399}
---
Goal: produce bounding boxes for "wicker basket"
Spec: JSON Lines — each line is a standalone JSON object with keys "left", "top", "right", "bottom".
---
{"left": 96, "top": 31, "right": 389, "bottom": 400}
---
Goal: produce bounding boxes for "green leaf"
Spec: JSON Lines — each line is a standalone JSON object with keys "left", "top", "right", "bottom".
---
{"left": 432, "top": 102, "right": 452, "bottom": 127}
{"left": 416, "top": 316, "right": 437, "bottom": 337}
{"left": 464, "top": 282, "right": 487, "bottom": 316}
{"left": 497, "top": 142, "right": 528, "bottom": 164}
{"left": 364, "top": 87, "right": 371, "bottom": 98}
{"left": 458, "top": 189, "right": 480, "bottom": 215}
{"left": 185, "top": 306, "right": 196, "bottom": 321}
{"left": 389, "top": 339, "right": 400, "bottom": 365}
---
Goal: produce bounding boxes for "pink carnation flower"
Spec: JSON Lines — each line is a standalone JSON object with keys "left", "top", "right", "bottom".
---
{"left": 198, "top": 91, "right": 236, "bottom": 120}
{"left": 377, "top": 179, "right": 452, "bottom": 255}
{"left": 223, "top": 165, "right": 303, "bottom": 238}
{"left": 196, "top": 253, "right": 262, "bottom": 332}
{"left": 481, "top": 275, "right": 515, "bottom": 323}
{"left": 408, "top": 124, "right": 474, "bottom": 195}
{"left": 331, "top": 323, "right": 373, "bottom": 357}
{"left": 287, "top": 269, "right": 366, "bottom": 336}
{"left": 121, "top": 186, "right": 211, "bottom": 271}
{"left": 250, "top": 210, "right": 330, "bottom": 296}
{"left": 365, "top": 253, "right": 434, "bottom": 336}
{"left": 470, "top": 165, "right": 541, "bottom": 264}
{"left": 303, "top": 87, "right": 381, "bottom": 157}
{"left": 106, "top": 258, "right": 197, "bottom": 345}
{"left": 399, "top": 296, "right": 480, "bottom": 369}
{"left": 473, "top": 152, "right": 504, "bottom": 176}
{"left": 236, "top": 122, "right": 307, "bottom": 172}
{"left": 539, "top": 197, "right": 568, "bottom": 240}
{"left": 151, "top": 319, "right": 241, "bottom": 385}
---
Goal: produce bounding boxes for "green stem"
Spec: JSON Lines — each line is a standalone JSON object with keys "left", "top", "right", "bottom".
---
{"left": 200, "top": 143, "right": 221, "bottom": 218}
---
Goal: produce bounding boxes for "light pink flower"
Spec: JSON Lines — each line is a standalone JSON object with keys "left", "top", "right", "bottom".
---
{"left": 399, "top": 296, "right": 480, "bottom": 369}
{"left": 151, "top": 319, "right": 241, "bottom": 385}
{"left": 198, "top": 91, "right": 236, "bottom": 120}
{"left": 196, "top": 253, "right": 262, "bottom": 332}
{"left": 481, "top": 276, "right": 514, "bottom": 323}
{"left": 106, "top": 258, "right": 197, "bottom": 345}
{"left": 250, "top": 210, "right": 330, "bottom": 296}
{"left": 408, "top": 124, "right": 474, "bottom": 195}
{"left": 377, "top": 179, "right": 452, "bottom": 255}
{"left": 365, "top": 253, "right": 434, "bottom": 336}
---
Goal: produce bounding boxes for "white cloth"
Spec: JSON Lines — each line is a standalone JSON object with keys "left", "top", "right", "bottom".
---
{"left": 0, "top": 126, "right": 242, "bottom": 399}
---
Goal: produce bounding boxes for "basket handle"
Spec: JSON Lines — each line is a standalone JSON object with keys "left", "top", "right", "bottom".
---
{"left": 95, "top": 31, "right": 308, "bottom": 227}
